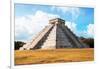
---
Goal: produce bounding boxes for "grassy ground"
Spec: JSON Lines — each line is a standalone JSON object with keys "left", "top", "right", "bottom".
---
{"left": 15, "top": 48, "right": 94, "bottom": 65}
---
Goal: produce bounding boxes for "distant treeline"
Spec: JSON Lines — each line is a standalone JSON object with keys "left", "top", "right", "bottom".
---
{"left": 14, "top": 41, "right": 26, "bottom": 50}
{"left": 14, "top": 37, "right": 94, "bottom": 50}
{"left": 79, "top": 37, "right": 94, "bottom": 48}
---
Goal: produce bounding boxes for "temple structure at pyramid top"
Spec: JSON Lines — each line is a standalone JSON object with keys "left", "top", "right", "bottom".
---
{"left": 19, "top": 18, "right": 88, "bottom": 50}
{"left": 49, "top": 18, "right": 65, "bottom": 25}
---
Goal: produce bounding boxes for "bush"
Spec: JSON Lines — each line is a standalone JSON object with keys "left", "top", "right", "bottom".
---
{"left": 14, "top": 41, "right": 26, "bottom": 50}
{"left": 79, "top": 37, "right": 94, "bottom": 48}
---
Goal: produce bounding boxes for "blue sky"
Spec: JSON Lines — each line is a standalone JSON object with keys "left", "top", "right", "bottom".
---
{"left": 15, "top": 4, "right": 94, "bottom": 42}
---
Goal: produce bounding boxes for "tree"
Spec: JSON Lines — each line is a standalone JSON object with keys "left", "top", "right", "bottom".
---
{"left": 79, "top": 37, "right": 94, "bottom": 48}
{"left": 14, "top": 41, "right": 26, "bottom": 50}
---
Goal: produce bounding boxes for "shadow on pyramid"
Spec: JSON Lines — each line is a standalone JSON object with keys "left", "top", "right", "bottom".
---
{"left": 20, "top": 18, "right": 89, "bottom": 50}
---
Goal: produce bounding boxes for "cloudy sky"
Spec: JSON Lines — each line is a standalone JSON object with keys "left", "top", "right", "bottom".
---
{"left": 15, "top": 4, "right": 94, "bottom": 42}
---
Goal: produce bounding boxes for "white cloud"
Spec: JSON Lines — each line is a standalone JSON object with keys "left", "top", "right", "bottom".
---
{"left": 15, "top": 10, "right": 60, "bottom": 42}
{"left": 52, "top": 6, "right": 80, "bottom": 20}
{"left": 65, "top": 21, "right": 77, "bottom": 33}
{"left": 87, "top": 24, "right": 94, "bottom": 37}
{"left": 15, "top": 10, "right": 78, "bottom": 42}
{"left": 65, "top": 22, "right": 94, "bottom": 38}
{"left": 76, "top": 24, "right": 94, "bottom": 38}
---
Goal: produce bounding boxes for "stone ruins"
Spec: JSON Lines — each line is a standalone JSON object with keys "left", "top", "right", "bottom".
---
{"left": 20, "top": 18, "right": 88, "bottom": 50}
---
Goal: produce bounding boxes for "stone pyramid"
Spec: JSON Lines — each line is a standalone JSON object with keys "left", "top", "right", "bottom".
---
{"left": 20, "top": 18, "right": 88, "bottom": 50}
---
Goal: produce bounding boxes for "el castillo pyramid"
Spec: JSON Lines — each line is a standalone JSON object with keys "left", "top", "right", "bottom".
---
{"left": 20, "top": 18, "right": 88, "bottom": 50}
